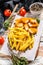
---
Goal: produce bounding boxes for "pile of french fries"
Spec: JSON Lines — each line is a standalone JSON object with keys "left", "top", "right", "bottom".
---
{"left": 8, "top": 27, "right": 34, "bottom": 51}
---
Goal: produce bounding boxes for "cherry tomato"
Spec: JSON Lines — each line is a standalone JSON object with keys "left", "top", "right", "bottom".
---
{"left": 19, "top": 7, "right": 26, "bottom": 16}
{"left": 4, "top": 9, "right": 12, "bottom": 17}
{"left": 0, "top": 36, "right": 4, "bottom": 45}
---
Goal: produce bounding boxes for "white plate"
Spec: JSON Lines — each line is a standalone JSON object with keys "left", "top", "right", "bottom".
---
{"left": 11, "top": 15, "right": 43, "bottom": 61}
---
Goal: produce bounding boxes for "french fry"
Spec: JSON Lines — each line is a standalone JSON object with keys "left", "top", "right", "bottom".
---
{"left": 12, "top": 42, "right": 16, "bottom": 49}
{"left": 16, "top": 43, "right": 20, "bottom": 50}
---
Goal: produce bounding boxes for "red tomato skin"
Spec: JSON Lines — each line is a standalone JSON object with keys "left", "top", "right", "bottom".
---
{"left": 4, "top": 9, "right": 12, "bottom": 17}
{"left": 19, "top": 8, "right": 26, "bottom": 16}
{"left": 0, "top": 36, "right": 4, "bottom": 45}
